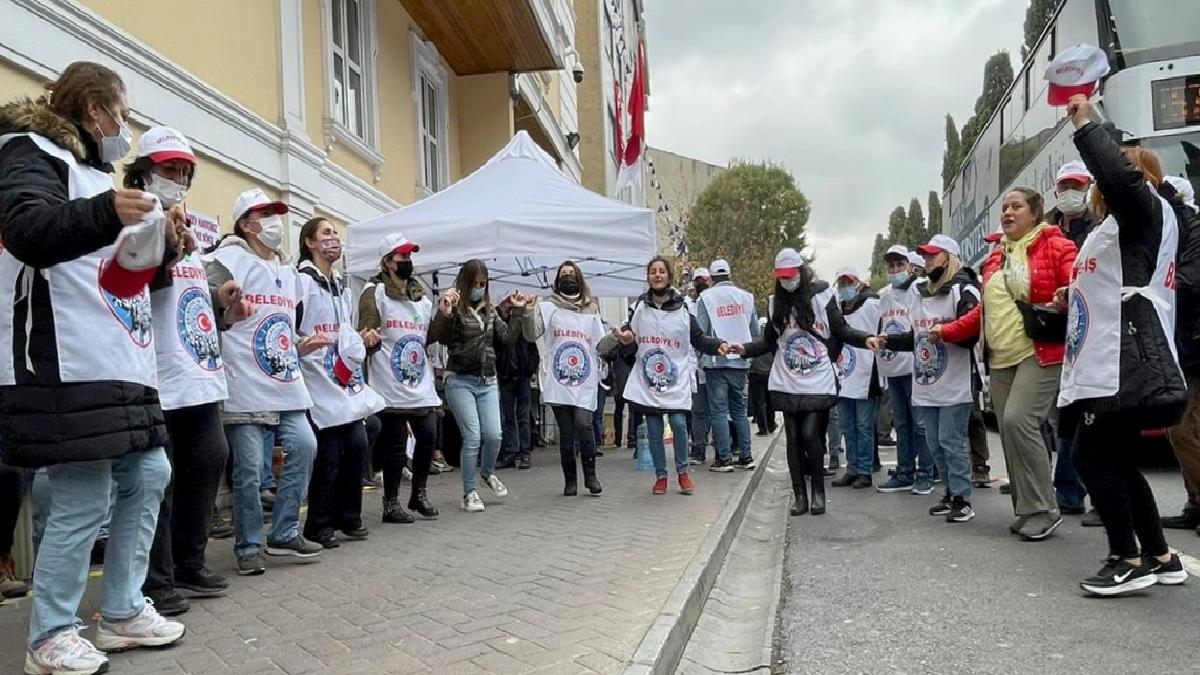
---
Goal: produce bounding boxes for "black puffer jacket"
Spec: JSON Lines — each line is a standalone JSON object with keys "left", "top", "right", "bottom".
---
{"left": 1070, "top": 121, "right": 1187, "bottom": 427}
{"left": 0, "top": 99, "right": 168, "bottom": 467}
{"left": 1163, "top": 181, "right": 1200, "bottom": 375}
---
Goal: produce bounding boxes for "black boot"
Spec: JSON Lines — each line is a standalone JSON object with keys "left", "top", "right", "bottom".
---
{"left": 407, "top": 489, "right": 439, "bottom": 519}
{"left": 563, "top": 480, "right": 578, "bottom": 496}
{"left": 382, "top": 497, "right": 414, "bottom": 524}
{"left": 584, "top": 474, "right": 603, "bottom": 495}
{"left": 581, "top": 447, "right": 601, "bottom": 495}
{"left": 790, "top": 483, "right": 809, "bottom": 516}
{"left": 810, "top": 475, "right": 826, "bottom": 515}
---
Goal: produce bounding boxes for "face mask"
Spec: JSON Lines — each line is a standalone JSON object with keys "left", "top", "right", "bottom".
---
{"left": 888, "top": 271, "right": 910, "bottom": 288}
{"left": 394, "top": 260, "right": 413, "bottom": 279}
{"left": 318, "top": 237, "right": 342, "bottom": 263}
{"left": 1057, "top": 189, "right": 1088, "bottom": 216}
{"left": 780, "top": 276, "right": 802, "bottom": 293}
{"left": 470, "top": 287, "right": 485, "bottom": 303}
{"left": 144, "top": 173, "right": 187, "bottom": 208}
{"left": 256, "top": 215, "right": 284, "bottom": 250}
{"left": 838, "top": 286, "right": 857, "bottom": 303}
{"left": 927, "top": 266, "right": 946, "bottom": 282}
{"left": 694, "top": 282, "right": 710, "bottom": 294}
{"left": 557, "top": 276, "right": 580, "bottom": 296}
{"left": 99, "top": 108, "right": 132, "bottom": 164}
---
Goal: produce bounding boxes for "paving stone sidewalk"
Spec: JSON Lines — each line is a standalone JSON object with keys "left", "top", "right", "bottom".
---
{"left": 0, "top": 435, "right": 774, "bottom": 674}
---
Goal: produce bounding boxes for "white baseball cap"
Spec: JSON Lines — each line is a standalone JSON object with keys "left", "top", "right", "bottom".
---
{"left": 907, "top": 251, "right": 925, "bottom": 268}
{"left": 710, "top": 259, "right": 731, "bottom": 275}
{"left": 693, "top": 267, "right": 711, "bottom": 279}
{"left": 1055, "top": 160, "right": 1093, "bottom": 186}
{"left": 916, "top": 233, "right": 961, "bottom": 258}
{"left": 1166, "top": 176, "right": 1198, "bottom": 214}
{"left": 835, "top": 266, "right": 861, "bottom": 282}
{"left": 884, "top": 244, "right": 909, "bottom": 261}
{"left": 378, "top": 232, "right": 420, "bottom": 260}
{"left": 1044, "top": 43, "right": 1109, "bottom": 106}
{"left": 137, "top": 126, "right": 195, "bottom": 164}
{"left": 232, "top": 188, "right": 288, "bottom": 224}
{"left": 774, "top": 248, "right": 803, "bottom": 279}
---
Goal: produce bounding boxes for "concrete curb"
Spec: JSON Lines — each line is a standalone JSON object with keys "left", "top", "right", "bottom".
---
{"left": 624, "top": 431, "right": 783, "bottom": 675}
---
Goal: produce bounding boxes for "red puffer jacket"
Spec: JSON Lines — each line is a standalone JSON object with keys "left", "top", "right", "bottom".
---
{"left": 940, "top": 225, "right": 1077, "bottom": 366}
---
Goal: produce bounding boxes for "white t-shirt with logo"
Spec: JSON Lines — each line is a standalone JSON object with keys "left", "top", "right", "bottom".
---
{"left": 538, "top": 301, "right": 606, "bottom": 411}
{"left": 151, "top": 253, "right": 228, "bottom": 410}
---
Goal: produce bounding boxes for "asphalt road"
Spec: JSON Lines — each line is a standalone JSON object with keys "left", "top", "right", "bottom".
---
{"left": 778, "top": 431, "right": 1200, "bottom": 675}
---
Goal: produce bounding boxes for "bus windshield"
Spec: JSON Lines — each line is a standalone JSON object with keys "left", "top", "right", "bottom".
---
{"left": 1109, "top": 0, "right": 1200, "bottom": 66}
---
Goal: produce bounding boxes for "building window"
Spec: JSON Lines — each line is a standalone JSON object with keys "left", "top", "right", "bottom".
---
{"left": 324, "top": 0, "right": 382, "bottom": 167}
{"left": 411, "top": 34, "right": 450, "bottom": 195}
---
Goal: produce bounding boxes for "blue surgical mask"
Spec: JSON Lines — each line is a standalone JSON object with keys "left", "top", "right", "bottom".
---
{"left": 888, "top": 271, "right": 910, "bottom": 288}
{"left": 470, "top": 287, "right": 485, "bottom": 303}
{"left": 838, "top": 286, "right": 857, "bottom": 303}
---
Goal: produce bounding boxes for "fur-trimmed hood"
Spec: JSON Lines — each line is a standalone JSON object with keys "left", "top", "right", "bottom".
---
{"left": 0, "top": 97, "right": 92, "bottom": 164}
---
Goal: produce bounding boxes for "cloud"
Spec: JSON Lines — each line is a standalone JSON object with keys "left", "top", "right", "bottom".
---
{"left": 645, "top": 0, "right": 1027, "bottom": 280}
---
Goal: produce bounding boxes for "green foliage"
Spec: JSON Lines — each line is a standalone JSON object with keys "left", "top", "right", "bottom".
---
{"left": 687, "top": 161, "right": 811, "bottom": 312}
{"left": 927, "top": 191, "right": 943, "bottom": 237}
{"left": 941, "top": 114, "right": 961, "bottom": 191}
{"left": 1021, "top": 0, "right": 1058, "bottom": 60}
{"left": 868, "top": 233, "right": 888, "bottom": 289}
{"left": 905, "top": 198, "right": 926, "bottom": 248}
{"left": 958, "top": 51, "right": 1014, "bottom": 162}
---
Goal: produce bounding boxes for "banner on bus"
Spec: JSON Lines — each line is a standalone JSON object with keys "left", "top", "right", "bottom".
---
{"left": 187, "top": 211, "right": 220, "bottom": 251}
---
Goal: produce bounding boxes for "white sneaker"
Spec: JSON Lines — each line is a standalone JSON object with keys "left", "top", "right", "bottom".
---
{"left": 483, "top": 474, "right": 509, "bottom": 498}
{"left": 402, "top": 466, "right": 413, "bottom": 481}
{"left": 462, "top": 491, "right": 485, "bottom": 512}
{"left": 94, "top": 598, "right": 186, "bottom": 652}
{"left": 24, "top": 628, "right": 108, "bottom": 675}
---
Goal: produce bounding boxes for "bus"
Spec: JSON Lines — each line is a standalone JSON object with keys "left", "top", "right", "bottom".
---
{"left": 943, "top": 0, "right": 1200, "bottom": 267}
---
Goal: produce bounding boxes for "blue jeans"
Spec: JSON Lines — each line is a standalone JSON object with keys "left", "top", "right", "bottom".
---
{"left": 645, "top": 412, "right": 690, "bottom": 478}
{"left": 260, "top": 430, "right": 277, "bottom": 492}
{"left": 888, "top": 376, "right": 931, "bottom": 482}
{"left": 914, "top": 404, "right": 973, "bottom": 500}
{"left": 445, "top": 373, "right": 502, "bottom": 495}
{"left": 837, "top": 396, "right": 878, "bottom": 476}
{"left": 706, "top": 369, "right": 753, "bottom": 462}
{"left": 226, "top": 412, "right": 317, "bottom": 558}
{"left": 593, "top": 385, "right": 608, "bottom": 446}
{"left": 1054, "top": 435, "right": 1088, "bottom": 510}
{"left": 31, "top": 468, "right": 117, "bottom": 550}
{"left": 29, "top": 449, "right": 171, "bottom": 646}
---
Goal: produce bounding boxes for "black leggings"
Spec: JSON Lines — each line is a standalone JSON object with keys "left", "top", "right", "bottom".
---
{"left": 146, "top": 402, "right": 229, "bottom": 591}
{"left": 378, "top": 411, "right": 438, "bottom": 500}
{"left": 1074, "top": 413, "right": 1168, "bottom": 559}
{"left": 0, "top": 461, "right": 22, "bottom": 556}
{"left": 782, "top": 409, "right": 830, "bottom": 490}
{"left": 552, "top": 405, "right": 597, "bottom": 481}
{"left": 305, "top": 420, "right": 368, "bottom": 537}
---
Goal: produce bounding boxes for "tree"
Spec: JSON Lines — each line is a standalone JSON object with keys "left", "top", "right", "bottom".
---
{"left": 1021, "top": 0, "right": 1058, "bottom": 60}
{"left": 941, "top": 114, "right": 961, "bottom": 191}
{"left": 958, "top": 51, "right": 1014, "bottom": 164}
{"left": 869, "top": 233, "right": 888, "bottom": 289}
{"left": 687, "top": 161, "right": 811, "bottom": 312}
{"left": 927, "top": 191, "right": 943, "bottom": 239}
{"left": 904, "top": 198, "right": 925, "bottom": 249}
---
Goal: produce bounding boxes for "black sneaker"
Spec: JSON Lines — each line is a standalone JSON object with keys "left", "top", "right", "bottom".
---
{"left": 237, "top": 553, "right": 267, "bottom": 576}
{"left": 518, "top": 456, "right": 532, "bottom": 470}
{"left": 1080, "top": 557, "right": 1158, "bottom": 596}
{"left": 736, "top": 456, "right": 757, "bottom": 470}
{"left": 338, "top": 525, "right": 369, "bottom": 541}
{"left": 851, "top": 475, "right": 872, "bottom": 489}
{"left": 1081, "top": 509, "right": 1104, "bottom": 527}
{"left": 946, "top": 498, "right": 975, "bottom": 523}
{"left": 1144, "top": 553, "right": 1189, "bottom": 586}
{"left": 174, "top": 567, "right": 228, "bottom": 597}
{"left": 496, "top": 456, "right": 517, "bottom": 470}
{"left": 265, "top": 535, "right": 323, "bottom": 558}
{"left": 145, "top": 587, "right": 190, "bottom": 616}
{"left": 310, "top": 530, "right": 340, "bottom": 549}
{"left": 709, "top": 458, "right": 735, "bottom": 473}
{"left": 1160, "top": 510, "right": 1200, "bottom": 530}
{"left": 929, "top": 496, "right": 952, "bottom": 516}
{"left": 1017, "top": 512, "right": 1062, "bottom": 540}
{"left": 831, "top": 473, "right": 858, "bottom": 488}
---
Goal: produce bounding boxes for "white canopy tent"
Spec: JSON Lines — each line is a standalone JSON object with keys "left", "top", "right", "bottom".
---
{"left": 345, "top": 131, "right": 656, "bottom": 300}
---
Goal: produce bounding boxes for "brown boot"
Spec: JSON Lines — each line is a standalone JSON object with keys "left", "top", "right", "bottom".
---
{"left": 0, "top": 555, "right": 29, "bottom": 599}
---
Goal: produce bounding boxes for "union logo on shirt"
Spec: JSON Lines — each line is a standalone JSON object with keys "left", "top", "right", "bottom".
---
{"left": 553, "top": 340, "right": 591, "bottom": 387}
{"left": 836, "top": 347, "right": 857, "bottom": 378}
{"left": 1066, "top": 291, "right": 1089, "bottom": 365}
{"left": 324, "top": 342, "right": 365, "bottom": 395}
{"left": 176, "top": 287, "right": 221, "bottom": 371}
{"left": 390, "top": 334, "right": 427, "bottom": 387}
{"left": 879, "top": 319, "right": 905, "bottom": 362}
{"left": 98, "top": 265, "right": 152, "bottom": 348}
{"left": 641, "top": 347, "right": 678, "bottom": 392}
{"left": 914, "top": 331, "right": 948, "bottom": 385}
{"left": 252, "top": 313, "right": 300, "bottom": 382}
{"left": 782, "top": 332, "right": 825, "bottom": 377}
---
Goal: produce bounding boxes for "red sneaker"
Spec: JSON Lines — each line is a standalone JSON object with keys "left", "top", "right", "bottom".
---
{"left": 652, "top": 477, "right": 668, "bottom": 495}
{"left": 678, "top": 473, "right": 695, "bottom": 495}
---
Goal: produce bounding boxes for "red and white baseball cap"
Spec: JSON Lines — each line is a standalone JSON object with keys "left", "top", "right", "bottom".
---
{"left": 774, "top": 247, "right": 803, "bottom": 279}
{"left": 916, "top": 234, "right": 961, "bottom": 258}
{"left": 232, "top": 188, "right": 288, "bottom": 223}
{"left": 883, "top": 244, "right": 909, "bottom": 261}
{"left": 100, "top": 200, "right": 167, "bottom": 297}
{"left": 331, "top": 327, "right": 367, "bottom": 387}
{"left": 378, "top": 232, "right": 420, "bottom": 260}
{"left": 835, "top": 266, "right": 861, "bottom": 282}
{"left": 1044, "top": 43, "right": 1109, "bottom": 106}
{"left": 137, "top": 126, "right": 195, "bottom": 164}
{"left": 1055, "top": 160, "right": 1093, "bottom": 185}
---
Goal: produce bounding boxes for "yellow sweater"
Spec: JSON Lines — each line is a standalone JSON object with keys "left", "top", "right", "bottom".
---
{"left": 984, "top": 225, "right": 1047, "bottom": 369}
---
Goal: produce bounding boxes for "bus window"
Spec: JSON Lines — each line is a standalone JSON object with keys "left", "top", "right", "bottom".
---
{"left": 1109, "top": 0, "right": 1200, "bottom": 66}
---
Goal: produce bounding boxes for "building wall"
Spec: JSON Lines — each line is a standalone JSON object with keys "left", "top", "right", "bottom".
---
{"left": 644, "top": 147, "right": 725, "bottom": 255}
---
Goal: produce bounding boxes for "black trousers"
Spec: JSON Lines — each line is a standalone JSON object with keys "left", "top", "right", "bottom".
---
{"left": 1074, "top": 413, "right": 1168, "bottom": 559}
{"left": 613, "top": 392, "right": 629, "bottom": 447}
{"left": 969, "top": 399, "right": 990, "bottom": 472}
{"left": 378, "top": 410, "right": 437, "bottom": 500}
{"left": 304, "top": 420, "right": 367, "bottom": 537}
{"left": 783, "top": 409, "right": 830, "bottom": 491}
{"left": 749, "top": 373, "right": 774, "bottom": 433}
{"left": 552, "top": 404, "right": 597, "bottom": 481}
{"left": 0, "top": 461, "right": 22, "bottom": 556}
{"left": 145, "top": 403, "right": 229, "bottom": 591}
{"left": 365, "top": 413, "right": 383, "bottom": 477}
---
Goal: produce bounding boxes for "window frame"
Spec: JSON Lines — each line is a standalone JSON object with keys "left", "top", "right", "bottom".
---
{"left": 322, "top": 0, "right": 384, "bottom": 169}
{"left": 411, "top": 33, "right": 451, "bottom": 197}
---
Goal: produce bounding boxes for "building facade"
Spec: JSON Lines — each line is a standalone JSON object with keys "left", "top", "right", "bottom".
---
{"left": 643, "top": 147, "right": 725, "bottom": 258}
{"left": 0, "top": 0, "right": 582, "bottom": 257}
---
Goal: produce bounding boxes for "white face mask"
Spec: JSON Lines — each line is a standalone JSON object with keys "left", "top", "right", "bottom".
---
{"left": 144, "top": 173, "right": 188, "bottom": 208}
{"left": 1056, "top": 189, "right": 1088, "bottom": 216}
{"left": 256, "top": 215, "right": 284, "bottom": 250}
{"left": 99, "top": 108, "right": 132, "bottom": 164}
{"left": 780, "top": 276, "right": 802, "bottom": 293}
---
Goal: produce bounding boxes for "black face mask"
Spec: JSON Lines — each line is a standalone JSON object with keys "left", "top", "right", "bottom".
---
{"left": 694, "top": 282, "right": 710, "bottom": 294}
{"left": 927, "top": 266, "right": 946, "bottom": 282}
{"left": 557, "top": 276, "right": 580, "bottom": 296}
{"left": 394, "top": 260, "right": 413, "bottom": 280}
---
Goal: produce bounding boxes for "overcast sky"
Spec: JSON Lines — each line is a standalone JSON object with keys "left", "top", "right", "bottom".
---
{"left": 643, "top": 0, "right": 1027, "bottom": 280}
